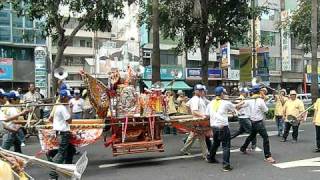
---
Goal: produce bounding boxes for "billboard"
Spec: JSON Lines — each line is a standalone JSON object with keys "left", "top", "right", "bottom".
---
{"left": 281, "top": 10, "right": 292, "bottom": 71}
{"left": 239, "top": 49, "right": 252, "bottom": 82}
{"left": 0, "top": 58, "right": 13, "bottom": 80}
{"left": 220, "top": 42, "right": 230, "bottom": 69}
{"left": 186, "top": 68, "right": 222, "bottom": 80}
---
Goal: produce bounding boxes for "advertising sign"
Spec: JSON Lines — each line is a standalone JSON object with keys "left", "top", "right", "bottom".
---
{"left": 0, "top": 58, "right": 13, "bottom": 80}
{"left": 34, "top": 47, "right": 47, "bottom": 97}
{"left": 220, "top": 42, "right": 230, "bottom": 69}
{"left": 143, "top": 66, "right": 184, "bottom": 80}
{"left": 186, "top": 68, "right": 222, "bottom": 80}
{"left": 281, "top": 10, "right": 292, "bottom": 71}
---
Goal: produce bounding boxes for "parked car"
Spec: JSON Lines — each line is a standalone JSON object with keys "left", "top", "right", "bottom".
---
{"left": 297, "top": 93, "right": 312, "bottom": 107}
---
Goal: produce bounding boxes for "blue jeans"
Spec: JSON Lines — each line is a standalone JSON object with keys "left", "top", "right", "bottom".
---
{"left": 275, "top": 116, "right": 284, "bottom": 136}
{"left": 49, "top": 131, "right": 75, "bottom": 179}
{"left": 241, "top": 121, "right": 271, "bottom": 158}
{"left": 17, "top": 128, "right": 25, "bottom": 143}
{"left": 2, "top": 131, "right": 22, "bottom": 153}
{"left": 231, "top": 118, "right": 257, "bottom": 148}
{"left": 72, "top": 112, "right": 83, "bottom": 119}
{"left": 208, "top": 126, "right": 231, "bottom": 166}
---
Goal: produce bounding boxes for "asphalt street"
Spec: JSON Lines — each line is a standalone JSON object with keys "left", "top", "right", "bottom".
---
{"left": 6, "top": 120, "right": 320, "bottom": 180}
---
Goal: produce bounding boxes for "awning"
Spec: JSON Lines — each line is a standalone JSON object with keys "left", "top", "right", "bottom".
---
{"left": 143, "top": 81, "right": 192, "bottom": 90}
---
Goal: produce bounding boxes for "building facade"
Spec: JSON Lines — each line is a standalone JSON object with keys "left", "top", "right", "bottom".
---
{"left": 0, "top": 2, "right": 46, "bottom": 91}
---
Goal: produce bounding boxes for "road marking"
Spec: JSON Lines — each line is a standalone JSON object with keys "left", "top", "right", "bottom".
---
{"left": 237, "top": 130, "right": 304, "bottom": 138}
{"left": 98, "top": 147, "right": 262, "bottom": 169}
{"left": 273, "top": 157, "right": 320, "bottom": 169}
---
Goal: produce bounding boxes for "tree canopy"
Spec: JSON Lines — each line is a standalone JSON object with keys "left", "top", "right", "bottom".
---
{"left": 9, "top": 0, "right": 134, "bottom": 91}
{"left": 139, "top": 0, "right": 265, "bottom": 85}
{"left": 286, "top": 0, "right": 320, "bottom": 52}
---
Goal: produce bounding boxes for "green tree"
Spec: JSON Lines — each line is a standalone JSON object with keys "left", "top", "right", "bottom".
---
{"left": 140, "top": 0, "right": 263, "bottom": 86}
{"left": 11, "top": 0, "right": 134, "bottom": 92}
{"left": 286, "top": 0, "right": 318, "bottom": 102}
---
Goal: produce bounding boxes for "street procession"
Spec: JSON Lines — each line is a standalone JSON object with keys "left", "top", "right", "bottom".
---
{"left": 1, "top": 0, "right": 320, "bottom": 180}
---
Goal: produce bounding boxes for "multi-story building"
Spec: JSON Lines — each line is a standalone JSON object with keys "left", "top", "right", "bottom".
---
{"left": 258, "top": 0, "right": 304, "bottom": 92}
{"left": 0, "top": 2, "right": 46, "bottom": 91}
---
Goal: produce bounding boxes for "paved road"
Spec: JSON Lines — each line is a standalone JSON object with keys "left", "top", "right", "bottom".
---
{"left": 7, "top": 120, "right": 320, "bottom": 180}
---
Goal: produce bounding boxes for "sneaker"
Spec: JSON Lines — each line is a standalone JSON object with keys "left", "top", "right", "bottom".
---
{"left": 180, "top": 150, "right": 191, "bottom": 156}
{"left": 280, "top": 138, "right": 286, "bottom": 142}
{"left": 314, "top": 148, "right": 320, "bottom": 153}
{"left": 21, "top": 142, "right": 26, "bottom": 147}
{"left": 264, "top": 157, "right": 276, "bottom": 164}
{"left": 222, "top": 165, "right": 233, "bottom": 172}
{"left": 292, "top": 140, "right": 298, "bottom": 143}
{"left": 206, "top": 156, "right": 219, "bottom": 163}
{"left": 250, "top": 145, "right": 256, "bottom": 151}
{"left": 240, "top": 148, "right": 247, "bottom": 154}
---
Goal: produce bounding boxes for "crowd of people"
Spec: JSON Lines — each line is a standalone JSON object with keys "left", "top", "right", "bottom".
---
{"left": 0, "top": 83, "right": 96, "bottom": 179}
{"left": 172, "top": 83, "right": 316, "bottom": 172}
{"left": 0, "top": 81, "right": 319, "bottom": 177}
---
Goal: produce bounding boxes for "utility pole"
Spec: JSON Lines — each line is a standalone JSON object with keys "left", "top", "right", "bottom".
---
{"left": 311, "top": 0, "right": 318, "bottom": 102}
{"left": 151, "top": 0, "right": 161, "bottom": 84}
{"left": 251, "top": 0, "right": 257, "bottom": 78}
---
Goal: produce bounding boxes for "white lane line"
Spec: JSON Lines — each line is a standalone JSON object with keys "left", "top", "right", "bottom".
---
{"left": 98, "top": 147, "right": 262, "bottom": 169}
{"left": 273, "top": 157, "right": 320, "bottom": 168}
{"left": 237, "top": 130, "right": 304, "bottom": 138}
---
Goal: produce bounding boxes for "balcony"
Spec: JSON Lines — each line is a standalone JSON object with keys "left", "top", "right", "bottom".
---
{"left": 51, "top": 46, "right": 94, "bottom": 56}
{"left": 64, "top": 29, "right": 112, "bottom": 39}
{"left": 62, "top": 66, "right": 83, "bottom": 73}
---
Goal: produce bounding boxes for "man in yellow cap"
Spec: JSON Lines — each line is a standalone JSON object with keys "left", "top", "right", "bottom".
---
{"left": 313, "top": 96, "right": 320, "bottom": 152}
{"left": 282, "top": 90, "right": 305, "bottom": 143}
{"left": 274, "top": 89, "right": 288, "bottom": 136}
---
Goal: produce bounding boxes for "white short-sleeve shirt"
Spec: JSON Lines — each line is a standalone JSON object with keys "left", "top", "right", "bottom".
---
{"left": 53, "top": 105, "right": 71, "bottom": 132}
{"left": 244, "top": 98, "right": 268, "bottom": 121}
{"left": 69, "top": 98, "right": 84, "bottom": 113}
{"left": 186, "top": 96, "right": 207, "bottom": 115}
{"left": 206, "top": 100, "right": 235, "bottom": 127}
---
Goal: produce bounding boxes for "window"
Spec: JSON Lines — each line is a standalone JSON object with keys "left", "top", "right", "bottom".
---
{"left": 35, "top": 30, "right": 45, "bottom": 44}
{"left": 230, "top": 55, "right": 240, "bottom": 70}
{"left": 24, "top": 29, "right": 35, "bottom": 44}
{"left": 261, "top": 31, "right": 277, "bottom": 47}
{"left": 261, "top": 9, "right": 280, "bottom": 21}
{"left": 80, "top": 40, "right": 86, "bottom": 47}
{"left": 0, "top": 10, "right": 10, "bottom": 26}
{"left": 24, "top": 17, "right": 33, "bottom": 28}
{"left": 0, "top": 27, "right": 11, "bottom": 42}
{"left": 12, "top": 13, "right": 23, "bottom": 27}
{"left": 12, "top": 28, "right": 23, "bottom": 43}
{"left": 86, "top": 41, "right": 92, "bottom": 47}
{"left": 292, "top": 59, "right": 303, "bottom": 72}
{"left": 66, "top": 74, "right": 82, "bottom": 81}
{"left": 0, "top": 47, "right": 33, "bottom": 61}
{"left": 269, "top": 57, "right": 281, "bottom": 71}
{"left": 160, "top": 51, "right": 177, "bottom": 65}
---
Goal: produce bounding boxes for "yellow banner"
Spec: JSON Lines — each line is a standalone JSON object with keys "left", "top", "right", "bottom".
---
{"left": 306, "top": 65, "right": 320, "bottom": 73}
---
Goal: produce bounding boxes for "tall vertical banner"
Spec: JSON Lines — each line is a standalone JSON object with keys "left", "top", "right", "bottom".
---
{"left": 0, "top": 58, "right": 13, "bottom": 80}
{"left": 220, "top": 42, "right": 230, "bottom": 69}
{"left": 34, "top": 47, "right": 48, "bottom": 97}
{"left": 239, "top": 49, "right": 252, "bottom": 82}
{"left": 281, "top": 10, "right": 292, "bottom": 71}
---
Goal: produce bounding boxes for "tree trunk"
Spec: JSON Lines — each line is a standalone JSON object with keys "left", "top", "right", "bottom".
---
{"left": 151, "top": 0, "right": 161, "bottom": 84}
{"left": 199, "top": 0, "right": 209, "bottom": 87}
{"left": 200, "top": 43, "right": 209, "bottom": 86}
{"left": 52, "top": 45, "right": 66, "bottom": 94}
{"left": 311, "top": 0, "right": 318, "bottom": 103}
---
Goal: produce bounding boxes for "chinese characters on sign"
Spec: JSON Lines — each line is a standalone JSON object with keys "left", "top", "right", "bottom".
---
{"left": 34, "top": 47, "right": 47, "bottom": 97}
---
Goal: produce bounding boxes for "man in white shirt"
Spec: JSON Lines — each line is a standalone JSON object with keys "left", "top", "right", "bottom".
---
{"left": 180, "top": 84, "right": 208, "bottom": 158}
{"left": 239, "top": 85, "right": 276, "bottom": 164}
{"left": 206, "top": 86, "right": 240, "bottom": 172}
{"left": 48, "top": 89, "right": 75, "bottom": 180}
{"left": 69, "top": 89, "right": 84, "bottom": 119}
{"left": 1, "top": 92, "right": 30, "bottom": 152}
{"left": 231, "top": 89, "right": 257, "bottom": 150}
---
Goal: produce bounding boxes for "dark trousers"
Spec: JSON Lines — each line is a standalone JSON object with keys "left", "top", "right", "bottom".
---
{"left": 283, "top": 122, "right": 300, "bottom": 140}
{"left": 241, "top": 121, "right": 271, "bottom": 158}
{"left": 2, "top": 131, "right": 22, "bottom": 153}
{"left": 275, "top": 116, "right": 284, "bottom": 136}
{"left": 315, "top": 126, "right": 320, "bottom": 149}
{"left": 205, "top": 136, "right": 212, "bottom": 151}
{"left": 49, "top": 131, "right": 75, "bottom": 179}
{"left": 231, "top": 118, "right": 257, "bottom": 147}
{"left": 207, "top": 126, "right": 231, "bottom": 166}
